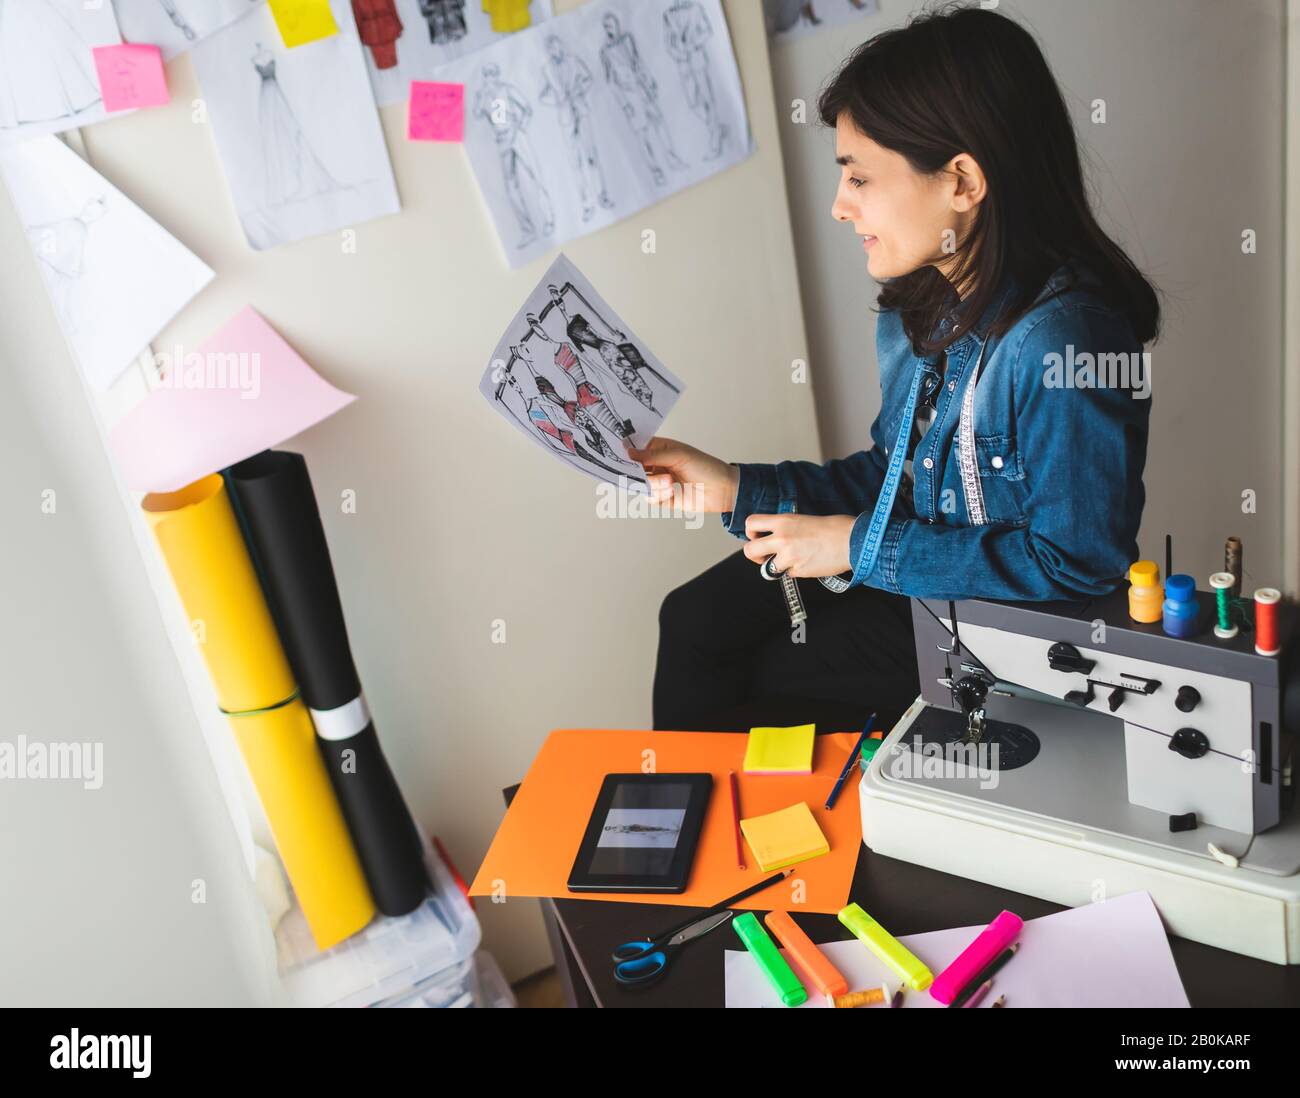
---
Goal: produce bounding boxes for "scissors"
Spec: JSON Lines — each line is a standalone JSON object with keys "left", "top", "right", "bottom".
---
{"left": 611, "top": 909, "right": 737, "bottom": 987}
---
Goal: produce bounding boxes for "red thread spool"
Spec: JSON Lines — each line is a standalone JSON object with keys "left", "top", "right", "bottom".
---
{"left": 1254, "top": 588, "right": 1282, "bottom": 657}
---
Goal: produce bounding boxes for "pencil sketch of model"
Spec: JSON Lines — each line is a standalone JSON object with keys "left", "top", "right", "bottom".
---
{"left": 253, "top": 43, "right": 339, "bottom": 210}
{"left": 539, "top": 35, "right": 614, "bottom": 223}
{"left": 0, "top": 0, "right": 102, "bottom": 131}
{"left": 599, "top": 13, "right": 687, "bottom": 187}
{"left": 475, "top": 64, "right": 554, "bottom": 249}
{"left": 26, "top": 197, "right": 108, "bottom": 331}
{"left": 663, "top": 0, "right": 729, "bottom": 160}
{"left": 158, "top": 0, "right": 198, "bottom": 41}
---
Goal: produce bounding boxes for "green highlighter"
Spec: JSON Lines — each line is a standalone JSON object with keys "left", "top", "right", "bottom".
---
{"left": 733, "top": 912, "right": 807, "bottom": 1007}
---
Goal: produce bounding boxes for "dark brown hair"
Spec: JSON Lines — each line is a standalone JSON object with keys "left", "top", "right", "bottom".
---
{"left": 818, "top": 3, "right": 1161, "bottom": 351}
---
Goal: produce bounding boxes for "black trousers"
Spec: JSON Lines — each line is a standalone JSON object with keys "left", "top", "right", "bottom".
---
{"left": 653, "top": 549, "right": 921, "bottom": 734}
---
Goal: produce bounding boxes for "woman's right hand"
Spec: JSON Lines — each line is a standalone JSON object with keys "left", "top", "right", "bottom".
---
{"left": 626, "top": 437, "right": 741, "bottom": 513}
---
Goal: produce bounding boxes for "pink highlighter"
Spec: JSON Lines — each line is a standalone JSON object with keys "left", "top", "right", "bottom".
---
{"left": 929, "top": 911, "right": 1023, "bottom": 1004}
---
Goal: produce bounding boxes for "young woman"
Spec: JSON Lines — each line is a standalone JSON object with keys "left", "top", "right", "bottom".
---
{"left": 635, "top": 5, "right": 1160, "bottom": 734}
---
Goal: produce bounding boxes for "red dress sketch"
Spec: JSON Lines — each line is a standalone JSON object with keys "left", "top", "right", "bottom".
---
{"left": 352, "top": 0, "right": 404, "bottom": 70}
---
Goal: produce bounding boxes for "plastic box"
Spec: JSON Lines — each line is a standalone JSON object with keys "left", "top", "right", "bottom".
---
{"left": 380, "top": 951, "right": 516, "bottom": 1008}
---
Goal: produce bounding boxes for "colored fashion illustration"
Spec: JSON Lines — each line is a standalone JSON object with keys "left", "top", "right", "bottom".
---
{"left": 539, "top": 35, "right": 615, "bottom": 223}
{"left": 524, "top": 310, "right": 635, "bottom": 441}
{"left": 474, "top": 63, "right": 555, "bottom": 249}
{"left": 352, "top": 0, "right": 404, "bottom": 69}
{"left": 0, "top": 0, "right": 102, "bottom": 131}
{"left": 663, "top": 0, "right": 729, "bottom": 160}
{"left": 599, "top": 12, "right": 687, "bottom": 187}
{"left": 419, "top": 0, "right": 467, "bottom": 46}
{"left": 253, "top": 43, "right": 339, "bottom": 209}
{"left": 26, "top": 196, "right": 108, "bottom": 332}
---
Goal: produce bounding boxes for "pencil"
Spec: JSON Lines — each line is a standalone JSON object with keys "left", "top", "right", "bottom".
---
{"left": 729, "top": 769, "right": 745, "bottom": 869}
{"left": 825, "top": 713, "right": 876, "bottom": 810}
{"left": 948, "top": 943, "right": 1019, "bottom": 1008}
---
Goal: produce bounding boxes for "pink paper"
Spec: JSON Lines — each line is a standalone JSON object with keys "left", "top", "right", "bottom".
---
{"left": 93, "top": 44, "right": 170, "bottom": 112}
{"left": 109, "top": 307, "right": 356, "bottom": 492}
{"left": 408, "top": 81, "right": 464, "bottom": 142}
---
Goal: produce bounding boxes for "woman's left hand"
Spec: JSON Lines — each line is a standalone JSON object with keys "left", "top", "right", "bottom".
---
{"left": 741, "top": 514, "right": 857, "bottom": 579}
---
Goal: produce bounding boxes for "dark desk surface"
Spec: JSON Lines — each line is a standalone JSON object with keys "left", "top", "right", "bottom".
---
{"left": 505, "top": 785, "right": 1300, "bottom": 1008}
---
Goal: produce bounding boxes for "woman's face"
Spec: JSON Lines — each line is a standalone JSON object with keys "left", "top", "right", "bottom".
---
{"left": 831, "top": 114, "right": 969, "bottom": 283}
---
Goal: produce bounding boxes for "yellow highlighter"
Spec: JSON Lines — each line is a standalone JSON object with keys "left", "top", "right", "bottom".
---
{"left": 838, "top": 903, "right": 934, "bottom": 991}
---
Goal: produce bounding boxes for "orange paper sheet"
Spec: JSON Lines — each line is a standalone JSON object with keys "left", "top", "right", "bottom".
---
{"left": 470, "top": 729, "right": 863, "bottom": 912}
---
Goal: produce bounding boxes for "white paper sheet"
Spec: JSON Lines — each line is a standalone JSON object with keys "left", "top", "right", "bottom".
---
{"left": 356, "top": 0, "right": 555, "bottom": 108}
{"left": 0, "top": 0, "right": 125, "bottom": 148}
{"left": 724, "top": 892, "right": 1191, "bottom": 1009}
{"left": 190, "top": 0, "right": 400, "bottom": 250}
{"left": 436, "top": 0, "right": 753, "bottom": 268}
{"left": 763, "top": 0, "right": 879, "bottom": 44}
{"left": 478, "top": 253, "right": 684, "bottom": 492}
{"left": 113, "top": 0, "right": 265, "bottom": 62}
{"left": 0, "top": 135, "right": 214, "bottom": 392}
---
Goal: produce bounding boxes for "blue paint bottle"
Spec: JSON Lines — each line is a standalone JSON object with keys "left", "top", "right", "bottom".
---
{"left": 1162, "top": 574, "right": 1200, "bottom": 638}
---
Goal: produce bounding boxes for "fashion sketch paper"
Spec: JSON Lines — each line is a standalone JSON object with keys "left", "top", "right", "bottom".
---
{"left": 437, "top": 0, "right": 753, "bottom": 268}
{"left": 763, "top": 0, "right": 879, "bottom": 44}
{"left": 190, "top": 0, "right": 400, "bottom": 250}
{"left": 113, "top": 0, "right": 265, "bottom": 62}
{"left": 479, "top": 254, "right": 684, "bottom": 493}
{"left": 0, "top": 135, "right": 215, "bottom": 392}
{"left": 355, "top": 0, "right": 555, "bottom": 108}
{"left": 0, "top": 0, "right": 124, "bottom": 148}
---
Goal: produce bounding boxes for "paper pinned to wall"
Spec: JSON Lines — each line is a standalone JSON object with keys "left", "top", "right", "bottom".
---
{"left": 478, "top": 253, "right": 684, "bottom": 493}
{"left": 355, "top": 0, "right": 555, "bottom": 108}
{"left": 190, "top": 0, "right": 400, "bottom": 250}
{"left": 109, "top": 306, "right": 357, "bottom": 492}
{"left": 268, "top": 0, "right": 340, "bottom": 48}
{"left": 113, "top": 0, "right": 266, "bottom": 62}
{"left": 93, "top": 43, "right": 170, "bottom": 112}
{"left": 724, "top": 892, "right": 1190, "bottom": 1008}
{"left": 0, "top": 0, "right": 125, "bottom": 148}
{"left": 435, "top": 0, "right": 754, "bottom": 268}
{"left": 763, "top": 0, "right": 879, "bottom": 44}
{"left": 0, "top": 135, "right": 214, "bottom": 392}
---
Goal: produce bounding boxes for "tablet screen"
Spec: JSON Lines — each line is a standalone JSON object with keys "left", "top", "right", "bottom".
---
{"left": 588, "top": 782, "right": 692, "bottom": 877}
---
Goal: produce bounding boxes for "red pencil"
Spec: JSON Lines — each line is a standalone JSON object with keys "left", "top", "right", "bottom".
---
{"left": 729, "top": 770, "right": 745, "bottom": 869}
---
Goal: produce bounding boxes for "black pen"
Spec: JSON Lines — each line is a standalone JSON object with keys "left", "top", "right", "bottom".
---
{"left": 947, "top": 943, "right": 1020, "bottom": 1008}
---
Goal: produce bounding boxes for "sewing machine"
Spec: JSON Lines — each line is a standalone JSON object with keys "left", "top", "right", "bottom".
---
{"left": 859, "top": 586, "right": 1300, "bottom": 963}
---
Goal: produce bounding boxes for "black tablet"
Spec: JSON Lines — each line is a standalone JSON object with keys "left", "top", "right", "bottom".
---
{"left": 567, "top": 773, "right": 713, "bottom": 893}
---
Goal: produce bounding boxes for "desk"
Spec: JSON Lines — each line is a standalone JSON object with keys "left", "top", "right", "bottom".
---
{"left": 505, "top": 785, "right": 1300, "bottom": 1008}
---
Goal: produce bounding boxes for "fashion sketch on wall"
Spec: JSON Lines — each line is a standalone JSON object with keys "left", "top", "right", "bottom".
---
{"left": 763, "top": 0, "right": 878, "bottom": 43}
{"left": 479, "top": 255, "right": 685, "bottom": 492}
{"left": 438, "top": 0, "right": 752, "bottom": 268}
{"left": 114, "top": 0, "right": 263, "bottom": 61}
{"left": 0, "top": 0, "right": 123, "bottom": 147}
{"left": 355, "top": 0, "right": 555, "bottom": 107}
{"left": 190, "top": 0, "right": 400, "bottom": 250}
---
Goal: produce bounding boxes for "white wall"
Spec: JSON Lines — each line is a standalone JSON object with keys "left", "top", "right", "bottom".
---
{"left": 0, "top": 0, "right": 818, "bottom": 989}
{"left": 769, "top": 0, "right": 1290, "bottom": 591}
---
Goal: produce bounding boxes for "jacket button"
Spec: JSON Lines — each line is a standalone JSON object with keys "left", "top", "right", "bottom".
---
{"left": 991, "top": 455, "right": 1005, "bottom": 470}
{"left": 922, "top": 457, "right": 934, "bottom": 470}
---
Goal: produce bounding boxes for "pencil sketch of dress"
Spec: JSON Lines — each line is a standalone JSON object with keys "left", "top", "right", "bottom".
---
{"left": 539, "top": 36, "right": 614, "bottom": 223}
{"left": 254, "top": 44, "right": 338, "bottom": 210}
{"left": 0, "top": 0, "right": 102, "bottom": 130}
{"left": 599, "top": 13, "right": 686, "bottom": 187}
{"left": 663, "top": 0, "right": 728, "bottom": 160}
{"left": 419, "top": 0, "right": 466, "bottom": 46}
{"left": 157, "top": 0, "right": 198, "bottom": 41}
{"left": 474, "top": 64, "right": 554, "bottom": 249}
{"left": 26, "top": 197, "right": 107, "bottom": 332}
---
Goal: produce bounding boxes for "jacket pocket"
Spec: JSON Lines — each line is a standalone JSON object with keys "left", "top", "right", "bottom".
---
{"left": 974, "top": 433, "right": 1029, "bottom": 526}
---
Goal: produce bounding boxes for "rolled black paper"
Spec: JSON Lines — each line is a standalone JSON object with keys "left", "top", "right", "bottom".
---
{"left": 227, "top": 451, "right": 428, "bottom": 917}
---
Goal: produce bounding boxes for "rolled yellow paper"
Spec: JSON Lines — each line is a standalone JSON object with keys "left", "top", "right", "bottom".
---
{"left": 143, "top": 475, "right": 374, "bottom": 950}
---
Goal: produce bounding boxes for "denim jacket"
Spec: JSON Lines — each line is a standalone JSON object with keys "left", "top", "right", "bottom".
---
{"left": 721, "top": 266, "right": 1152, "bottom": 602}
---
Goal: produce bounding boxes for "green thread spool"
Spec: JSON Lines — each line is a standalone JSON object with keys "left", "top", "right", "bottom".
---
{"left": 1210, "top": 573, "right": 1238, "bottom": 639}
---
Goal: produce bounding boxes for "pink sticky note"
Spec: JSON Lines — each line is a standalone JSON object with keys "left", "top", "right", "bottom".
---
{"left": 408, "top": 81, "right": 465, "bottom": 142}
{"left": 109, "top": 307, "right": 356, "bottom": 493}
{"left": 93, "top": 44, "right": 170, "bottom": 112}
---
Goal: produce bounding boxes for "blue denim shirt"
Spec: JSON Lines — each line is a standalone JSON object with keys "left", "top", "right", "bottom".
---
{"left": 721, "top": 267, "right": 1151, "bottom": 602}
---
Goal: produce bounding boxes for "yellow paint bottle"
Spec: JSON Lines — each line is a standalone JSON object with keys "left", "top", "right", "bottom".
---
{"left": 1128, "top": 560, "right": 1164, "bottom": 624}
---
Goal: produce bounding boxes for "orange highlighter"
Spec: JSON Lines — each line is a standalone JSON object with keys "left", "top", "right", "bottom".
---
{"left": 764, "top": 910, "right": 849, "bottom": 1000}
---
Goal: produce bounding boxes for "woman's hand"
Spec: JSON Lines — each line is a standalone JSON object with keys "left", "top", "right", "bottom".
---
{"left": 627, "top": 437, "right": 741, "bottom": 513}
{"left": 741, "top": 514, "right": 857, "bottom": 579}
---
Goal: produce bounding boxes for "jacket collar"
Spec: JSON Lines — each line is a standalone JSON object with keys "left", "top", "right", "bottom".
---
{"left": 933, "top": 262, "right": 1083, "bottom": 348}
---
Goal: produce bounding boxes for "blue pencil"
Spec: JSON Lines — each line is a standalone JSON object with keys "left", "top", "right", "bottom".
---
{"left": 824, "top": 713, "right": 876, "bottom": 810}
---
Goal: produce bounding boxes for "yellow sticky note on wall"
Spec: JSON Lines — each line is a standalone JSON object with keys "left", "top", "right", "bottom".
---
{"left": 269, "top": 0, "right": 339, "bottom": 48}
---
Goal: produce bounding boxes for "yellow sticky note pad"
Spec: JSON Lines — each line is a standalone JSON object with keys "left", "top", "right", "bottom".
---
{"left": 740, "top": 802, "right": 830, "bottom": 872}
{"left": 269, "top": 0, "right": 338, "bottom": 48}
{"left": 744, "top": 723, "right": 816, "bottom": 774}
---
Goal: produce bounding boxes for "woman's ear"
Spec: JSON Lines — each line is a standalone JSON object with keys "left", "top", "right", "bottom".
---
{"left": 947, "top": 153, "right": 988, "bottom": 213}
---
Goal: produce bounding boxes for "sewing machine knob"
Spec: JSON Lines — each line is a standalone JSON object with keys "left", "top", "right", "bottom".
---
{"left": 1175, "top": 686, "right": 1201, "bottom": 713}
{"left": 1047, "top": 642, "right": 1096, "bottom": 676}
{"left": 1168, "top": 727, "right": 1210, "bottom": 760}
